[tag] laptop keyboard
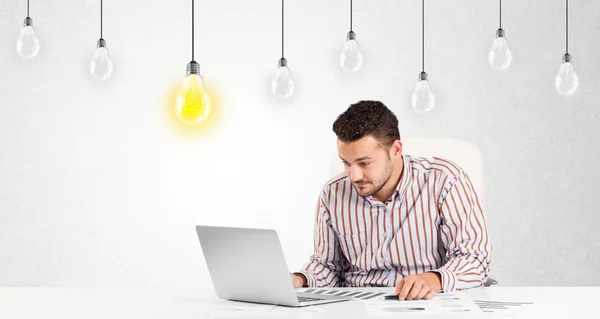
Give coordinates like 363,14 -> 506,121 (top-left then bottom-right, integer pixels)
297,296 -> 324,302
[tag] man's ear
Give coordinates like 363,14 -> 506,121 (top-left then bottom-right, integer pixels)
391,140 -> 403,158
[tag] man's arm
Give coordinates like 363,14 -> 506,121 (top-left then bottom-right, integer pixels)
430,170 -> 492,292
293,190 -> 350,287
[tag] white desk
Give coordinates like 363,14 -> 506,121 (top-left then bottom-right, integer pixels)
0,287 -> 597,318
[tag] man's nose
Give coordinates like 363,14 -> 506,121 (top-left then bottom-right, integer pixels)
349,165 -> 362,181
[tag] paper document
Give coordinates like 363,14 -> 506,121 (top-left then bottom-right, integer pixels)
364,292 -> 484,315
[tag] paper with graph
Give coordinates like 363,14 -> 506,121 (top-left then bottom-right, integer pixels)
301,288 -> 483,315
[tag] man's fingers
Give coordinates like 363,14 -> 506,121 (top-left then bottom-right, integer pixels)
290,274 -> 302,288
399,278 -> 416,300
415,285 -> 431,300
395,280 -> 405,295
406,282 -> 424,300
395,275 -> 439,300
424,290 -> 437,300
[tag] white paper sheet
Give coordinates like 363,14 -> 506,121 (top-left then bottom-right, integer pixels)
364,292 -> 484,315
473,299 -> 535,316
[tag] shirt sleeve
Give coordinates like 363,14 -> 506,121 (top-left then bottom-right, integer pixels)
431,170 -> 492,292
296,190 -> 350,287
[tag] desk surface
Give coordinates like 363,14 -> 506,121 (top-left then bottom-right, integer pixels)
0,287 -> 597,318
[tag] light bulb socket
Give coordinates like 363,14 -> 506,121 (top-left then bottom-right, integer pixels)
23,17 -> 33,27
97,38 -> 107,48
562,53 -> 572,63
278,58 -> 288,67
418,71 -> 428,81
347,31 -> 357,41
496,28 -> 505,38
187,61 -> 201,75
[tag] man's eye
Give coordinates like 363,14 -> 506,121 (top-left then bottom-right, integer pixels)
342,161 -> 350,166
360,162 -> 369,167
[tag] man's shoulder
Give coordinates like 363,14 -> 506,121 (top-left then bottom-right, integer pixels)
323,172 -> 349,188
319,172 -> 350,195
406,154 -> 465,180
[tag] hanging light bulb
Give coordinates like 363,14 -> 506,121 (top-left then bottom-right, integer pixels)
271,0 -> 294,100
16,1 -> 40,59
176,61 -> 211,125
488,0 -> 512,70
90,39 -> 114,80
90,0 -> 113,80
339,0 -> 363,73
174,0 -> 211,125
412,72 -> 435,113
271,58 -> 294,100
340,31 -> 363,73
488,30 -> 512,70
555,0 -> 578,96
17,18 -> 40,59
411,0 -> 435,113
555,53 -> 579,96
489,29 -> 512,70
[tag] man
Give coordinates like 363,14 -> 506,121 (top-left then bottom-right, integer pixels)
290,100 -> 491,301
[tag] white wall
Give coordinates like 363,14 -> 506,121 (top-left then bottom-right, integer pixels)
0,0 -> 599,290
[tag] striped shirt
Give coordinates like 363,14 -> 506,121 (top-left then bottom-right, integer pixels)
297,154 -> 492,292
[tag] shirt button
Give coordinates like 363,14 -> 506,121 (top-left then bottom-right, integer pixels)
383,232 -> 388,238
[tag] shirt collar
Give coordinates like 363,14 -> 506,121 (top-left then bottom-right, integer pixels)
395,154 -> 412,199
366,154 -> 412,204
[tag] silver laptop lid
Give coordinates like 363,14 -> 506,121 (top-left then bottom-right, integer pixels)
195,225 -> 299,306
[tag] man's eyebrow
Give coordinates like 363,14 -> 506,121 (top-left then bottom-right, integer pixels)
339,156 -> 372,162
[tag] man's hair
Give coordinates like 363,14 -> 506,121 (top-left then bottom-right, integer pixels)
332,100 -> 401,149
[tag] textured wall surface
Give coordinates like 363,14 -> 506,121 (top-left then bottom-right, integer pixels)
0,0 -> 598,289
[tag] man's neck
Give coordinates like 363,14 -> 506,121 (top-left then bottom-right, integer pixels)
372,156 -> 404,202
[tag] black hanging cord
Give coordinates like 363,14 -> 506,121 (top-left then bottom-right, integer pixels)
421,0 -> 425,72
350,0 -> 353,32
192,0 -> 195,61
281,0 -> 285,59
100,0 -> 103,39
499,0 -> 502,29
566,0 -> 569,54
27,0 -> 29,17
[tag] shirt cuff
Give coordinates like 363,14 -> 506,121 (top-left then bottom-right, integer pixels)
429,268 -> 457,293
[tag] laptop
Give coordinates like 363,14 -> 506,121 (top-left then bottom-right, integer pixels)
195,225 -> 352,307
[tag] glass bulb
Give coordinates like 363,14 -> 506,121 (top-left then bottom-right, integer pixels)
175,73 -> 211,126
411,74 -> 435,114
555,56 -> 579,96
271,59 -> 294,100
488,33 -> 512,71
89,40 -> 114,80
16,19 -> 40,59
339,32 -> 363,73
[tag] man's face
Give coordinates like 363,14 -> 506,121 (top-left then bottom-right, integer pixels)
337,135 -> 395,198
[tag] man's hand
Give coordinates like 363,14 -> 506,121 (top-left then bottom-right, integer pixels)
395,273 -> 441,300
290,273 -> 306,288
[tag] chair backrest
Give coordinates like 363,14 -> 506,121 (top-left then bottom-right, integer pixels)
329,138 -> 485,206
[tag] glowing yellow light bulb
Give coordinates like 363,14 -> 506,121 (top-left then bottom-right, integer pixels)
175,61 -> 211,126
